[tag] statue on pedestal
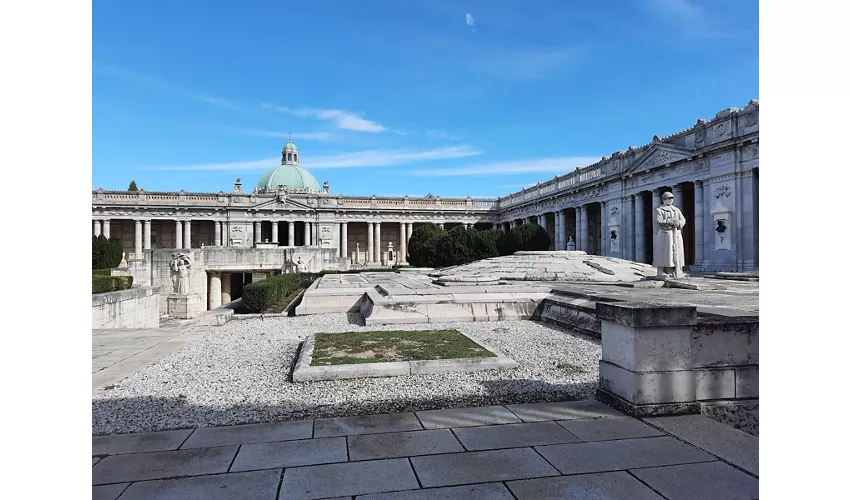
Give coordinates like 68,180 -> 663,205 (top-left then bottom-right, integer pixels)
170,252 -> 193,294
653,191 -> 686,279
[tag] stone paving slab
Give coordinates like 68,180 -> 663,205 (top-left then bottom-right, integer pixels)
279,458 -> 419,500
411,448 -> 560,487
416,405 -> 521,429
505,400 -> 623,422
535,436 -> 716,475
314,412 -> 423,437
452,421 -> 581,451
92,428 -> 193,455
348,429 -> 464,461
557,416 -> 665,442
230,437 -> 348,471
92,483 -> 129,500
506,471 -> 665,500
644,414 -> 759,476
630,461 -> 759,500
92,446 -> 239,485
181,420 -> 313,448
358,482 -> 515,500
93,456 -> 102,466
117,469 -> 282,500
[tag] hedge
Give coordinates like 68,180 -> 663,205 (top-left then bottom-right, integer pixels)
503,223 -> 551,254
92,235 -> 123,269
92,274 -> 133,294
242,274 -> 309,313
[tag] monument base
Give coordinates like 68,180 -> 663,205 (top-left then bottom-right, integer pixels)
167,293 -> 203,319
596,389 -> 700,418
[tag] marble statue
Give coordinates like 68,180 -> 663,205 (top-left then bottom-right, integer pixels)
170,252 -> 193,294
118,252 -> 128,268
653,191 -> 687,279
296,257 -> 305,274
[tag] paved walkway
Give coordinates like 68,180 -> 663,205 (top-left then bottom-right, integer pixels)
92,401 -> 758,500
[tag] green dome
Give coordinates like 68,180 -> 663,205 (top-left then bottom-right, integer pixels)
256,164 -> 320,193
283,139 -> 297,151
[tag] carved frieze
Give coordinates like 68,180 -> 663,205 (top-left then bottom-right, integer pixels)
714,185 -> 731,199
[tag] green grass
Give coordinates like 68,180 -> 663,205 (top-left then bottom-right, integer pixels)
310,329 -> 497,366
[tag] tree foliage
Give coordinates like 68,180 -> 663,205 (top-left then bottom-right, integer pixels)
407,223 -> 442,267
504,223 -> 551,254
92,235 -> 123,269
128,181 -> 138,191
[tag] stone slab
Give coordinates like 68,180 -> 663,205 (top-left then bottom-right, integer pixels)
92,429 -> 194,455
181,420 -> 313,448
505,400 -> 624,422
535,436 -> 715,475
416,405 -> 522,429
453,421 -> 581,451
408,356 -> 517,375
279,458 -> 419,500
92,446 -> 238,484
506,471 -> 665,500
557,416 -> 665,442
596,302 -> 698,327
314,412 -> 423,437
118,469 -> 282,500
92,483 -> 129,500
348,428 -> 464,461
411,447 -> 560,487
643,414 -> 758,475
230,436 -> 347,471
359,482 -> 515,500
630,461 -> 759,500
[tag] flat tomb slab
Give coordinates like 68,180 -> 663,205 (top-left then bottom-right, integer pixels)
293,329 -> 516,382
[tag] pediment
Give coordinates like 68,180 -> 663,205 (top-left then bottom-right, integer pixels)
251,195 -> 312,211
624,143 -> 695,175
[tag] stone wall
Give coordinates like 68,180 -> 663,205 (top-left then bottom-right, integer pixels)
92,286 -> 160,329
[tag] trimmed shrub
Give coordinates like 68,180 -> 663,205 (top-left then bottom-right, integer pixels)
504,223 -> 551,254
471,229 -> 500,261
92,274 -> 133,294
407,223 -> 442,268
92,268 -> 112,276
92,235 -> 123,269
242,274 -> 304,313
435,226 -> 473,267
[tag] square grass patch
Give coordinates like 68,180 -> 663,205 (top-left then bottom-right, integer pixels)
310,329 -> 497,366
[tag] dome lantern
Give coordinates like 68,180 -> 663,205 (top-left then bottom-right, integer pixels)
256,138 -> 319,193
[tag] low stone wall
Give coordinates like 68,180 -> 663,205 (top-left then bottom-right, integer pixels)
92,286 -> 160,329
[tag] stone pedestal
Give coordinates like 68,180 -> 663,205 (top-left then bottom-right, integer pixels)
167,294 -> 203,319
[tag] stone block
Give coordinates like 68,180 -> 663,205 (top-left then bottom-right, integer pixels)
599,360 -> 696,405
358,483 -> 515,500
506,472 -> 666,500
557,416 -> 664,442
278,458 -> 419,500
597,302 -> 697,327
630,461 -> 759,500
691,319 -> 759,368
347,429 -> 464,461
601,322 -> 693,372
230,437 -> 347,471
167,293 -> 203,319
92,446 -> 238,485
505,400 -> 624,422
695,368 -> 736,400
535,436 -> 714,475
92,483 -> 129,500
92,428 -> 193,455
453,421 -> 580,451
314,412 -> 423,437
408,356 -> 517,375
117,469 -> 282,500
416,405 -> 521,429
736,366 -> 759,398
181,420 -> 313,448
411,447 -> 560,487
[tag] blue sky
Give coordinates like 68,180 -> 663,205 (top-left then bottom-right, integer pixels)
93,0 -> 758,198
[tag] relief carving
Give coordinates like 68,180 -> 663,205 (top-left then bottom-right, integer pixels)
714,185 -> 731,199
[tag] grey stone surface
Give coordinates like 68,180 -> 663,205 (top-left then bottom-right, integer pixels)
92,483 -> 129,500
535,436 -> 715,475
92,446 -> 238,484
701,401 -> 759,436
348,429 -> 463,461
230,436 -> 347,471
181,420 -> 313,448
643,414 -> 758,475
631,461 -> 759,500
411,447 -> 560,487
314,412 -> 423,437
118,469 -> 282,500
453,421 -> 580,451
596,302 -> 697,327
359,483 -> 515,500
416,405 -> 521,429
507,472 -> 665,500
93,456 -> 102,467
505,400 -> 623,422
92,428 -> 194,455
557,416 -> 665,441
279,458 -> 419,499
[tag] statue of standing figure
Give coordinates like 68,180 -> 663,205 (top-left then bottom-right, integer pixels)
653,191 -> 687,279
170,252 -> 193,294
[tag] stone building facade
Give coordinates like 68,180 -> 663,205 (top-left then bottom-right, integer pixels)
92,100 -> 758,314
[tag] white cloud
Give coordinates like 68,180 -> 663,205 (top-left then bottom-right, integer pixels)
426,130 -> 464,140
465,12 -> 476,32
409,156 -> 601,176
94,64 -> 235,109
141,146 -> 483,171
267,105 -> 388,133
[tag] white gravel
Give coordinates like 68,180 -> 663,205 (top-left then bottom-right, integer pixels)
93,314 -> 602,435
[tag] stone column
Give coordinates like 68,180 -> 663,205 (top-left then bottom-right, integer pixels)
652,189 -> 662,239
93,220 -> 101,237
555,210 -> 563,250
623,197 -> 633,261
254,221 -> 262,245
407,223 -> 413,245
600,203 -> 607,256
574,209 -> 581,251
341,222 -> 349,261
134,220 -> 143,257
399,222 -> 407,264
175,220 -> 183,249
580,207 -> 589,253
184,220 -> 192,249
672,184 -> 684,205
375,222 -> 382,265
143,220 -> 151,250
540,214 -> 548,232
634,193 -> 645,263
288,221 -> 295,246
102,219 -> 110,239
221,273 -> 231,305
214,220 -> 221,246
222,222 -> 229,246
271,221 -> 279,245
208,272 -> 222,310
694,181 -> 704,265
303,221 -> 310,246
367,222 -> 374,263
